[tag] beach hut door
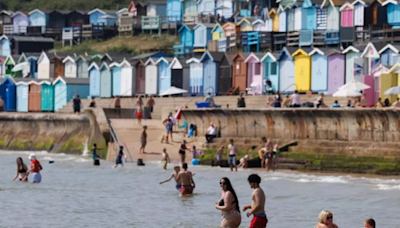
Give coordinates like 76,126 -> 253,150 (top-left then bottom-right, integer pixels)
171,69 -> 183,88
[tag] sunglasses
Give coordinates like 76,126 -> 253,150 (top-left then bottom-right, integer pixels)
327,216 -> 333,220
219,182 -> 226,185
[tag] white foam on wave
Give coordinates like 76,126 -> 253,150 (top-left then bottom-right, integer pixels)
295,176 -> 348,183
376,184 -> 400,190
261,172 -> 349,184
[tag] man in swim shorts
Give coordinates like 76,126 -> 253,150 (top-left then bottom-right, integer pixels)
176,163 -> 195,195
243,174 -> 268,228
159,166 -> 181,191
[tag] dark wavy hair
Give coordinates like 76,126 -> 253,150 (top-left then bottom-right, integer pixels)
221,177 -> 240,213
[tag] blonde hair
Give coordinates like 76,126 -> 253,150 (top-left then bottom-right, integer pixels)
318,210 -> 332,224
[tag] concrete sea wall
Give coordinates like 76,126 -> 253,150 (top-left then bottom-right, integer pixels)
182,108 -> 400,174
0,110 -> 108,156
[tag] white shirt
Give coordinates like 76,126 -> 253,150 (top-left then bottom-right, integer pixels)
291,93 -> 300,105
207,126 -> 216,135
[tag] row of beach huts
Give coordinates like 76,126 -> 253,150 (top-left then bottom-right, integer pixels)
3,0 -> 400,51
1,41 -> 400,112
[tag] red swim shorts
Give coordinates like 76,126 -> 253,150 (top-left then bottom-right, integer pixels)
250,215 -> 268,228
136,112 -> 143,119
180,185 -> 193,195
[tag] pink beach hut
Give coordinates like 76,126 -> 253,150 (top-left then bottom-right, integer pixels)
244,53 -> 264,95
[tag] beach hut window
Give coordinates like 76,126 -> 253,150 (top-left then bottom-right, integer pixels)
271,62 -> 277,74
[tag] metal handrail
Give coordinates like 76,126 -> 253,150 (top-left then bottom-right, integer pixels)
108,120 -> 134,163
281,83 -> 298,94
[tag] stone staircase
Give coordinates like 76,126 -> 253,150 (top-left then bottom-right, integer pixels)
58,95 -> 349,119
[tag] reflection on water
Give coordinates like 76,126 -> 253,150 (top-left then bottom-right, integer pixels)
0,151 -> 399,228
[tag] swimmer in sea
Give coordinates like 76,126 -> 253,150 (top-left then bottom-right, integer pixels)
12,157 -> 28,182
91,144 -> 101,166
243,174 -> 268,228
114,146 -> 124,168
159,166 -> 181,191
176,163 -> 195,195
22,154 -> 43,183
161,148 -> 170,170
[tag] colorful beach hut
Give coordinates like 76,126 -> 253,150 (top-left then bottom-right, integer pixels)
4,55 -> 15,77
292,48 -> 312,92
186,57 -> 203,95
76,55 -> 89,78
99,62 -> 112,98
144,58 -> 159,95
110,60 -> 122,96
157,57 -> 173,95
133,59 -> 146,94
200,51 -> 230,95
40,80 -> 54,111
193,23 -> 213,52
28,81 -> 41,112
53,77 -> 90,111
169,57 -> 190,94
343,45 -> 362,83
173,24 -> 194,55
0,35 -> 11,56
379,44 -> 400,66
309,48 -> 328,92
16,81 -> 28,112
327,48 -> 345,95
63,55 -> 77,78
245,53 -> 264,95
231,52 -> 250,92
0,77 -> 16,111
261,52 -> 279,93
88,62 -> 101,98
278,47 -> 296,92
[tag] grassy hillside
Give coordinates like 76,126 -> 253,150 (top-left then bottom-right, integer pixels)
52,35 -> 178,55
0,0 -> 131,11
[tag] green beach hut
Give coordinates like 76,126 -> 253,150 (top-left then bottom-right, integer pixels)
40,80 -> 54,111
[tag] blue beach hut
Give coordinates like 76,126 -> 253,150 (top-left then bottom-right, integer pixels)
88,8 -> 117,25
309,48 -> 329,92
200,51 -> 227,96
260,52 -> 280,93
173,24 -> 194,55
53,77 -> 90,111
16,81 -> 28,112
110,61 -> 122,96
166,0 -> 182,22
0,77 -> 16,111
186,57 -> 203,96
40,80 -> 54,112
379,44 -> 400,66
28,9 -> 47,34
157,57 -> 173,94
88,62 -> 101,98
99,62 -> 112,98
193,23 -> 213,52
26,53 -> 39,78
0,35 -> 11,56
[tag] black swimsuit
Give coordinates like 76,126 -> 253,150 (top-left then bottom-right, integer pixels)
179,144 -> 186,154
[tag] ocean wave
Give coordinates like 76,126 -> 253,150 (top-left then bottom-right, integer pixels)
295,176 -> 348,183
376,184 -> 400,190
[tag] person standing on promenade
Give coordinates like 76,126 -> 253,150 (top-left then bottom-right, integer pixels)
0,96 -> 4,111
315,210 -> 338,228
114,96 -> 121,108
237,93 -> 246,108
227,139 -> 238,172
73,95 -> 82,115
205,123 -> 217,143
290,90 -> 301,107
215,177 -> 242,228
364,218 -> 375,228
12,157 -> 28,182
243,174 -> 268,228
176,163 -> 195,195
22,154 -> 43,183
135,96 -> 144,125
161,148 -> 170,170
147,95 -> 155,114
139,125 -> 147,154
159,165 -> 181,191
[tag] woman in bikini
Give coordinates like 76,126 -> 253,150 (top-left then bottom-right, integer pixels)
179,140 -> 189,164
315,210 -> 339,228
215,177 -> 241,228
12,157 -> 28,182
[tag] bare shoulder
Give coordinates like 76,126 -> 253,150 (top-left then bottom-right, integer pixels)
333,224 -> 339,228
315,224 -> 329,228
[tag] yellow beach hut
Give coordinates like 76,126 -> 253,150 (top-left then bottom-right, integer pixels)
292,48 -> 312,92
269,8 -> 279,32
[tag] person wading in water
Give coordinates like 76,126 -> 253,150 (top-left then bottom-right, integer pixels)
243,174 -> 268,228
12,157 -> 28,182
176,163 -> 195,196
215,177 -> 241,228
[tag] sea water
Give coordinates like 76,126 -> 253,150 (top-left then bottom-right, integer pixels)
0,151 -> 399,228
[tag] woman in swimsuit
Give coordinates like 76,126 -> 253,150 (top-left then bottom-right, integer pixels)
315,210 -> 339,228
215,177 -> 241,228
179,140 -> 189,164
12,157 -> 28,182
